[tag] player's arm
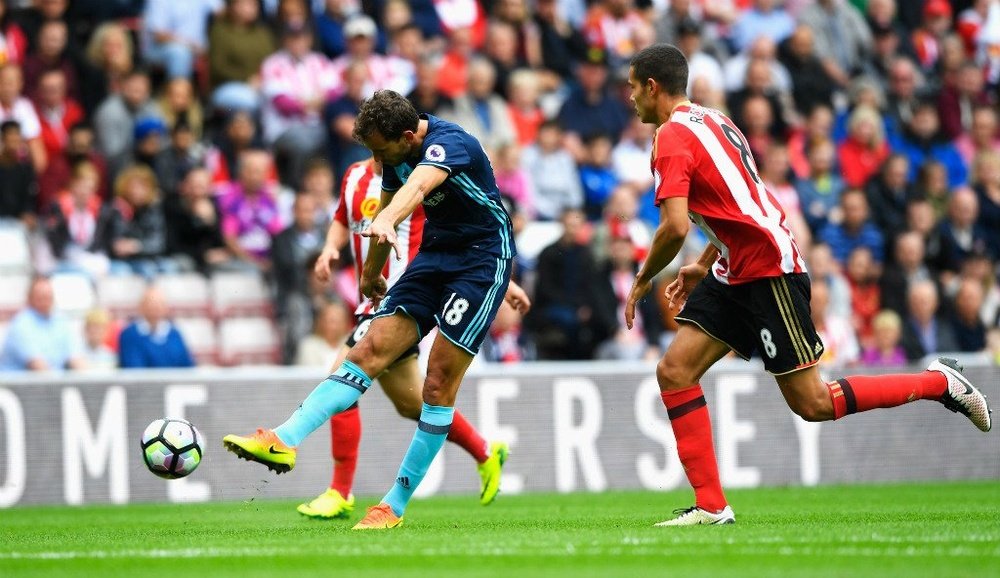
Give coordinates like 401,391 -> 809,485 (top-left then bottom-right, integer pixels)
625,197 -> 689,330
362,164 -> 447,260
314,219 -> 349,283
359,188 -> 397,303
664,243 -> 719,310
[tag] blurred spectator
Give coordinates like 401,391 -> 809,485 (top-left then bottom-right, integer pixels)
528,208 -> 612,360
261,22 -> 338,188
39,122 -> 108,207
273,193 -> 324,351
16,0 -> 69,53
0,64 -> 44,172
0,0 -> 27,67
904,195 -> 947,270
0,275 -> 84,371
760,142 -> 810,249
900,279 -> 957,361
579,133 -> 618,221
794,138 -> 844,234
959,251 -> 1000,328
507,68 -> 544,146
156,78 -> 204,140
860,309 -> 907,366
676,17 -> 723,96
141,0 -> 221,80
164,167 -> 236,274
0,120 -> 36,225
582,0 -> 647,69
884,57 -> 925,136
798,0 -> 873,86
209,0 -> 275,113
128,116 -> 168,171
32,69 -> 83,178
807,242 -> 852,319
218,149 -> 284,271
492,0 -> 542,71
533,0 -> 588,81
154,120 -> 206,198
484,21 -> 529,100
726,58 -> 790,142
954,105 -> 1000,165
482,301 -> 526,363
294,299 -> 351,367
332,15 -> 414,98
594,233 -> 661,360
787,103 -> 833,180
109,164 -> 175,278
820,189 -> 885,265
777,24 -> 836,116
722,36 -> 791,94
938,187 -> 992,276
737,94 -> 776,162
865,153 -> 913,240
44,160 -> 113,278
866,9 -> 917,89
914,159 -> 950,218
838,105 -> 891,190
299,158 -> 336,225
444,57 -> 517,154
81,307 -> 116,370
324,60 -> 370,178
314,0 -> 350,58
811,278 -> 859,368
407,57 -> 453,117
437,27 -> 475,99
493,143 -> 535,219
22,19 -> 80,105
948,278 -> 988,353
590,186 -> 652,264
118,286 -> 195,368
937,61 -> 992,140
205,110 -> 269,186
730,0 -> 795,53
521,120 -> 582,221
83,22 -> 134,106
557,48 -> 630,160
388,24 -> 425,73
880,231 -> 933,317
845,245 -> 881,346
972,150 -> 1000,258
93,68 -> 161,175
894,99 -> 967,189
611,117 -> 654,191
910,0 -> 953,74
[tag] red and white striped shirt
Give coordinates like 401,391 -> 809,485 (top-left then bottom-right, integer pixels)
334,159 -> 425,314
652,103 -> 806,285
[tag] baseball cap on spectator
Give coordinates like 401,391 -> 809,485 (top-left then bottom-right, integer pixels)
923,0 -> 951,19
134,117 -> 167,141
345,15 -> 377,39
582,46 -> 608,66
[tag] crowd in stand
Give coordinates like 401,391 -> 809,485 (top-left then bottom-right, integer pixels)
0,0 -> 999,372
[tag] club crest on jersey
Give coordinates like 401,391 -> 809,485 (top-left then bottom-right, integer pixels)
360,197 -> 380,219
425,144 -> 446,162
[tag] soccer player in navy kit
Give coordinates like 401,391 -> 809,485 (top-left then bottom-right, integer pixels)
224,90 -> 528,529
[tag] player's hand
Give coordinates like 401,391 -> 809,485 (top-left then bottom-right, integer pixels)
361,217 -> 401,260
360,274 -> 388,307
625,276 -> 652,330
504,281 -> 531,314
664,263 -> 708,310
314,244 -> 340,283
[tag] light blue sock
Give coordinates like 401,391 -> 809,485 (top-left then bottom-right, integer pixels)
273,360 -> 371,447
383,403 -> 455,516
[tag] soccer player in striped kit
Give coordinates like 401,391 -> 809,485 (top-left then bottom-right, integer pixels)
293,157 -> 513,520
624,44 -> 992,526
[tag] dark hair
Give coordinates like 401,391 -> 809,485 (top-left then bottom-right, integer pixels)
0,120 -> 21,134
630,44 -> 688,97
353,90 -> 420,142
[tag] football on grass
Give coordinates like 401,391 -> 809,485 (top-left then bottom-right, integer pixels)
141,418 -> 203,479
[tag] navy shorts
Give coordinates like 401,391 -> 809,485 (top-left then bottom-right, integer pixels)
373,250 -> 512,355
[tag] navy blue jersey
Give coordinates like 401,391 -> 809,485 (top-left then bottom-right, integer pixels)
381,114 -> 516,258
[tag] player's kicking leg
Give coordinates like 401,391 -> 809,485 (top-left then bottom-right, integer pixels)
222,315 -> 417,474
379,357 -> 509,506
353,334 -> 475,530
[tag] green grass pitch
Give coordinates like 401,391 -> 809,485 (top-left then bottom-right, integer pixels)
2,482 -> 998,578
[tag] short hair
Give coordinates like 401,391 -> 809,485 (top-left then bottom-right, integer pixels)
353,90 -> 420,142
630,44 -> 688,97
0,120 -> 21,135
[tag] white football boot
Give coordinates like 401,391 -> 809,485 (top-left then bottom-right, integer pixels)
654,505 -> 735,527
927,357 -> 992,432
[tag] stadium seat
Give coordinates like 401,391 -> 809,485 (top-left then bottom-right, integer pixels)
51,273 -> 96,317
218,317 -> 281,366
174,316 -> 219,366
155,273 -> 212,317
210,272 -> 273,318
97,274 -> 148,319
0,274 -> 30,320
0,223 -> 32,274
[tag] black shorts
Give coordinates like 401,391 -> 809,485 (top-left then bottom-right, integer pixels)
674,273 -> 825,375
347,313 -> 420,365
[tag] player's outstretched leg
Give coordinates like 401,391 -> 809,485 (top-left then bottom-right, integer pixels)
222,361 -> 373,473
298,404 -> 360,519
